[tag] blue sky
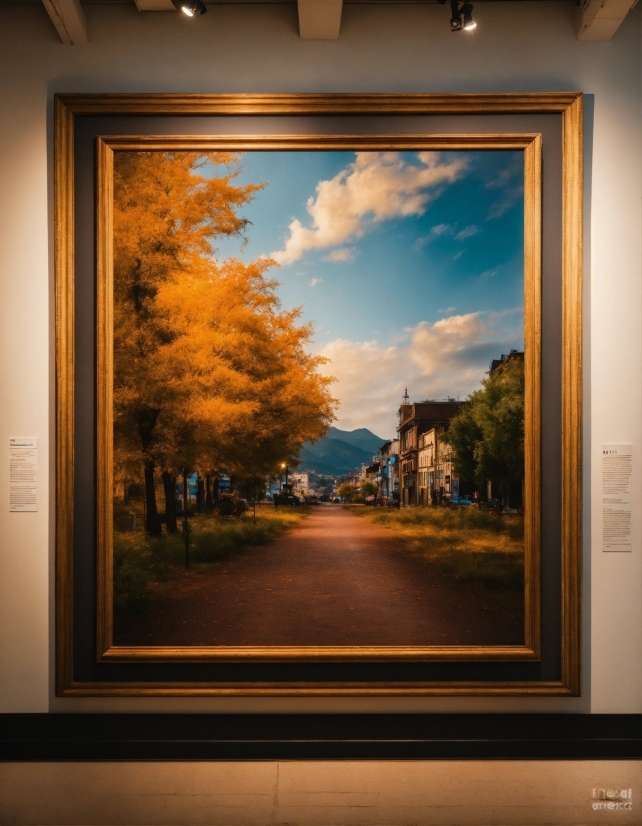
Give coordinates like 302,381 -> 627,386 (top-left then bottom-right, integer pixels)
212,150 -> 524,438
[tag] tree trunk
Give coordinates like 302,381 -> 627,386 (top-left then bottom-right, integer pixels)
144,459 -> 162,537
162,471 -> 178,533
136,406 -> 162,537
196,476 -> 205,512
205,475 -> 214,511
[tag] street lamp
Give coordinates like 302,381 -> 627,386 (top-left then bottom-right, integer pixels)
280,462 -> 289,492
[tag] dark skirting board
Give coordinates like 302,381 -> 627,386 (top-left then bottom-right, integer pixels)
1,714 -> 640,760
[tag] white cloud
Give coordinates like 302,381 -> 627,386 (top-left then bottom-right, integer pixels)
453,250 -> 464,260
415,223 -> 478,250
322,247 -> 355,262
272,152 -> 468,265
316,311 -> 522,436
487,188 -> 523,220
414,223 -> 455,250
485,158 -> 522,191
455,225 -> 479,240
317,339 -> 406,438
309,277 -> 323,288
480,267 -> 499,279
429,223 -> 454,238
485,156 -> 523,220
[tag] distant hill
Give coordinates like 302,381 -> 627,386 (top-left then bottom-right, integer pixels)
326,426 -> 390,455
297,427 -> 390,477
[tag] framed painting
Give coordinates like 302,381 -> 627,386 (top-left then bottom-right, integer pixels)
55,93 -> 582,696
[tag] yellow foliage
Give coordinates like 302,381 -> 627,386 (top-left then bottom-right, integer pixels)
112,151 -> 337,489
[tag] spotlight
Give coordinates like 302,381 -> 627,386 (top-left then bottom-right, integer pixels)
449,0 -> 462,31
461,2 -> 476,30
171,0 -> 207,15
443,0 -> 475,32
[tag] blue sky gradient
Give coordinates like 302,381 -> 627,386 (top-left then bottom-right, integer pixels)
212,150 -> 525,437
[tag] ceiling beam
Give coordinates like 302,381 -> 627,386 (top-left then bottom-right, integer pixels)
577,0 -> 638,40
297,0 -> 343,39
42,0 -> 87,44
135,0 -> 176,10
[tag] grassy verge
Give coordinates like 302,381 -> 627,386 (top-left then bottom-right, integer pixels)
114,506 -> 308,616
348,505 -> 524,590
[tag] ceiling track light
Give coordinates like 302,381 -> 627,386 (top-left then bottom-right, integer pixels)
171,0 -> 207,16
439,0 -> 476,32
461,3 -> 476,30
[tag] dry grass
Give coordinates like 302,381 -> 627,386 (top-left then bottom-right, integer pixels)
113,505 -> 308,616
349,505 -> 524,590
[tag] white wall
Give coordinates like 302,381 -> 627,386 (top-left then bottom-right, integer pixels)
0,0 -> 639,713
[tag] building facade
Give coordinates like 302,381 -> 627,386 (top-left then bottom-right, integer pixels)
417,426 -> 458,505
397,399 -> 463,506
290,472 -> 310,499
378,439 -> 400,501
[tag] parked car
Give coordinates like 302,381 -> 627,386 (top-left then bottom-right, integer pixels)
478,498 -> 503,514
273,492 -> 301,506
457,496 -> 473,506
305,496 -> 321,506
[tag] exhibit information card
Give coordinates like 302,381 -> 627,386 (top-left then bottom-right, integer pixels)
602,444 -> 633,552
9,437 -> 37,512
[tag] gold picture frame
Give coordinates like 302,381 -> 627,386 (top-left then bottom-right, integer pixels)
55,93 -> 582,696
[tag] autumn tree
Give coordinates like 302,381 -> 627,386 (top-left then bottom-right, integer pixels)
113,151 -> 262,535
153,253 -> 336,495
360,481 -> 377,497
113,151 -> 336,536
336,483 -> 355,500
442,357 -> 524,502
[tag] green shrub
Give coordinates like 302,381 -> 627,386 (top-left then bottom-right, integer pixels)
113,533 -> 154,616
113,499 -> 139,532
113,507 -> 307,615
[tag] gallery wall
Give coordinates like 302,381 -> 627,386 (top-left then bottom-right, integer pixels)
0,0 -> 639,713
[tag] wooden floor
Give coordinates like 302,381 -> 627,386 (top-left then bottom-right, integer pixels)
0,760 -> 639,825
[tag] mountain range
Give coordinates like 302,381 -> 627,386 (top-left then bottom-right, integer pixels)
297,426 -> 390,477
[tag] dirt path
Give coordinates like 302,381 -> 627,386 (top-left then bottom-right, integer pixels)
115,505 -> 523,646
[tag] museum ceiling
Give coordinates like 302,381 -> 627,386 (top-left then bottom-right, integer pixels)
0,0 -> 634,54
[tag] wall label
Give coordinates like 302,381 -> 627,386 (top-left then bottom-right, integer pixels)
9,437 -> 37,512
602,444 -> 633,552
